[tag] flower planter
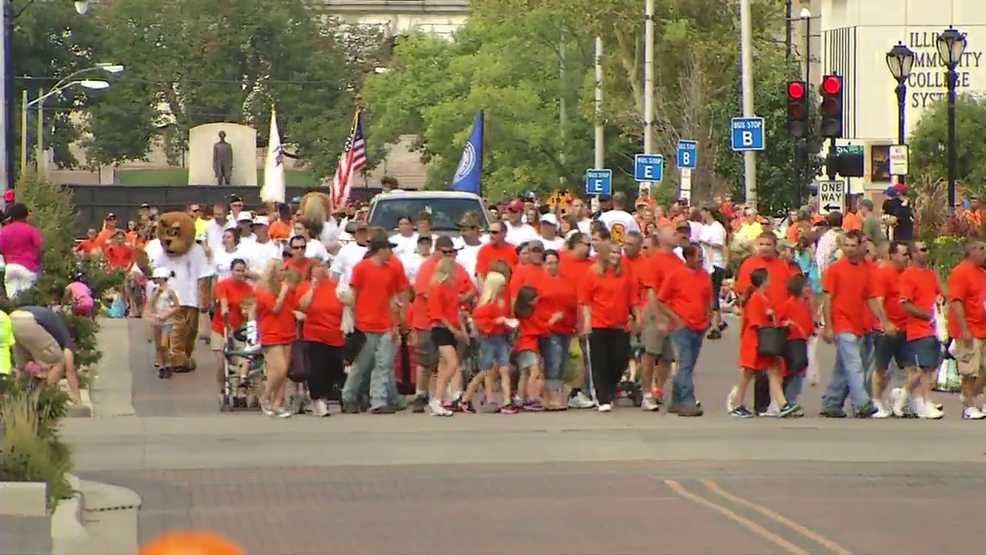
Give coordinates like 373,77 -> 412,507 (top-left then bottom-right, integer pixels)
0,478 -> 48,517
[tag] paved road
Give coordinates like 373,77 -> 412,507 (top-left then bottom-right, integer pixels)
45,321 -> 985,554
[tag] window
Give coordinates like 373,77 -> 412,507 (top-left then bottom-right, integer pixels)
870,145 -> 892,183
369,197 -> 490,232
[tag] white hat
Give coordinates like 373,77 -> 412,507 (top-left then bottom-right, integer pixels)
236,211 -> 254,222
540,213 -> 558,226
151,267 -> 172,280
252,215 -> 270,226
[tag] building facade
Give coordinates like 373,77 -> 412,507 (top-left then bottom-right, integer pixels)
819,0 -> 984,190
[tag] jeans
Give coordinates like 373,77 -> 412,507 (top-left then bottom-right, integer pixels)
670,328 -> 704,406
822,332 -> 872,411
783,373 -> 804,404
342,331 -> 396,410
544,333 -> 572,390
575,337 -> 592,395
860,332 -> 876,396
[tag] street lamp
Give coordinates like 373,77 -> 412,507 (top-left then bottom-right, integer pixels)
937,26 -> 968,212
20,79 -> 109,177
885,41 -> 914,186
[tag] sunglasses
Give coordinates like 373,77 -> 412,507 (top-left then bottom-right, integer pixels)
490,229 -> 503,235
916,247 -> 929,253
439,248 -> 454,255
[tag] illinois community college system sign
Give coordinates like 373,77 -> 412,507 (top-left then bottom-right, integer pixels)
904,30 -> 983,109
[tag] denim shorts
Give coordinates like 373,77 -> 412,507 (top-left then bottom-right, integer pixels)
874,332 -> 908,372
905,336 -> 941,370
478,335 -> 510,370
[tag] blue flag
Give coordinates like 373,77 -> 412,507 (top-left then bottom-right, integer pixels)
451,111 -> 484,195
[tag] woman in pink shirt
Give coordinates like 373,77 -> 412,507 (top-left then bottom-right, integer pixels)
1,204 -> 43,298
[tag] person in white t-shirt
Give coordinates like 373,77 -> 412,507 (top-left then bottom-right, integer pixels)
330,222 -> 370,283
243,217 -> 280,275
452,211 -> 487,285
538,213 -> 565,251
504,199 -> 538,245
597,192 -> 639,245
699,205 -> 729,338
390,215 -> 418,260
212,228 -> 246,281
225,195 -> 247,230
404,235 -> 432,284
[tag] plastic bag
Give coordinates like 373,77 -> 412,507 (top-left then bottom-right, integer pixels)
806,335 -> 820,386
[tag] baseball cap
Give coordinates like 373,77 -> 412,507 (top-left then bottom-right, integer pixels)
252,216 -> 270,226
236,211 -> 254,222
140,203 -> 150,209
368,236 -> 397,251
230,194 -> 244,203
434,236 -> 455,250
353,221 -> 369,232
508,199 -> 524,212
105,213 -> 117,220
540,213 -> 558,226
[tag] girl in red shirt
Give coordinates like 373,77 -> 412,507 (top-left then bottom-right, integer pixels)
777,274 -> 814,410
298,261 -> 346,417
577,241 -> 639,412
211,258 -> 253,395
730,268 -> 799,418
542,250 -> 578,411
461,271 -> 516,414
255,259 -> 299,418
427,257 -> 468,417
513,285 -> 548,411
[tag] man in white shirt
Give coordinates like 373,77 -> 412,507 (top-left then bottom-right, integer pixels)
453,212 -> 487,285
235,212 -> 256,247
597,192 -> 639,245
504,199 -> 538,245
414,211 -> 437,246
225,195 -> 247,230
245,216 -> 281,274
699,205 -> 728,339
404,235 -> 432,284
205,205 -> 229,255
568,198 -> 594,235
330,222 -> 370,283
538,213 -> 565,251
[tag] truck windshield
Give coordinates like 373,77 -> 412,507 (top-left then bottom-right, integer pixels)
370,197 -> 488,232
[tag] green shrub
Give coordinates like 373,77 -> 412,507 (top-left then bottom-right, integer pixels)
0,380 -> 74,507
7,173 -> 125,369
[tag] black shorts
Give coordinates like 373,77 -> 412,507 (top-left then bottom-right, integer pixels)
430,327 -> 457,348
875,332 -> 908,372
711,266 -> 726,310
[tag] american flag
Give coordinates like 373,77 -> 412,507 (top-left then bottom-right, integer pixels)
330,110 -> 366,209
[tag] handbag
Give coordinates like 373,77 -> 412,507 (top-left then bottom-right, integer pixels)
287,324 -> 312,383
782,338 -> 809,372
756,326 -> 787,357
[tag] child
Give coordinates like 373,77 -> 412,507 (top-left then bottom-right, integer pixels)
426,257 -> 467,417
777,274 -> 813,414
729,268 -> 800,418
513,285 -> 546,412
146,267 -> 180,379
463,272 -> 516,414
65,270 -> 95,319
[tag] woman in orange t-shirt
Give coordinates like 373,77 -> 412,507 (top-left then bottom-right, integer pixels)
210,258 -> 254,393
542,250 -> 578,410
255,259 -> 300,418
426,257 -> 468,416
577,241 -> 639,412
298,260 -> 346,416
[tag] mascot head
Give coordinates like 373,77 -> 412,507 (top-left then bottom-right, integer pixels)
157,212 -> 196,256
299,192 -> 332,233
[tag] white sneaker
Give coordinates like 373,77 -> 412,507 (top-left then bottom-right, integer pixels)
962,406 -> 986,420
597,403 -> 613,413
312,399 -> 330,417
872,400 -> 891,419
760,402 -> 780,417
916,398 -> 944,420
726,386 -> 738,413
641,396 -> 660,412
568,391 -> 596,409
891,388 -> 908,417
429,398 -> 453,417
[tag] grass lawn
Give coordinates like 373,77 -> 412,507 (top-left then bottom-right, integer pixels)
116,168 -> 315,187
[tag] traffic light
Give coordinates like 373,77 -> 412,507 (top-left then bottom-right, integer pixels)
819,75 -> 844,138
786,80 -> 809,138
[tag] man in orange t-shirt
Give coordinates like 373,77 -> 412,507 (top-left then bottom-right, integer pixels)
819,231 -> 877,418
475,221 -> 518,282
341,236 -> 402,414
948,241 -> 986,419
639,227 -> 685,411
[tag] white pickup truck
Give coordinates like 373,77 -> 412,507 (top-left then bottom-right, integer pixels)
366,190 -> 491,238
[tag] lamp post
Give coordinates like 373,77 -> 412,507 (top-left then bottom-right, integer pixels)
885,41 -> 914,186
1,0 -> 90,206
937,26 -> 967,212
20,78 -> 109,177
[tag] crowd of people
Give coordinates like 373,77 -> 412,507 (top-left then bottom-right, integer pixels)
47,180 -> 986,420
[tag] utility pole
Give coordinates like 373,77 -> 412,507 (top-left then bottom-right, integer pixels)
642,0 -> 655,193
740,0 -> 757,204
593,36 -> 604,169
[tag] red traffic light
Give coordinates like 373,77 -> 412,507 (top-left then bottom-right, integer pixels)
3,190 -> 13,203
787,81 -> 806,99
822,75 -> 842,95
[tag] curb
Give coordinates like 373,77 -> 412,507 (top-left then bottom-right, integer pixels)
50,474 -> 142,555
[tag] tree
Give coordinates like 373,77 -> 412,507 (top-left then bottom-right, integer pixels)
10,0 -> 100,170
908,93 -> 986,198
84,0 -> 384,177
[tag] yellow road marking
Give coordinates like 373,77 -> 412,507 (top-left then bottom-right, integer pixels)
664,480 -> 809,555
701,479 -> 853,555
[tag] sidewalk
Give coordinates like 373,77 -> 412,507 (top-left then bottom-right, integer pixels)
87,319 -> 135,418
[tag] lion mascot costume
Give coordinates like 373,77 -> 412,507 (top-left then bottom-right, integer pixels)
299,191 -> 340,245
148,212 -> 213,372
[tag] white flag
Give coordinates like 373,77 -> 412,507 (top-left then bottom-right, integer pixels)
261,106 -> 285,203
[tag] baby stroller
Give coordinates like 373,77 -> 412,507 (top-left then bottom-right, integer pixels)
218,319 -> 266,412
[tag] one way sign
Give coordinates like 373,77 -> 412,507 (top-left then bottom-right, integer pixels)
818,180 -> 846,215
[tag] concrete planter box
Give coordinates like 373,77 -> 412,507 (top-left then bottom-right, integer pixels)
0,480 -> 48,516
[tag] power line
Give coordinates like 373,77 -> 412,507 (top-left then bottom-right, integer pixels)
13,76 -> 351,85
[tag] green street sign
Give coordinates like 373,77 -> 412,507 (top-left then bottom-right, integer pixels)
837,145 -> 864,154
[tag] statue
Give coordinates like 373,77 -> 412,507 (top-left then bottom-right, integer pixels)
212,130 -> 234,186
